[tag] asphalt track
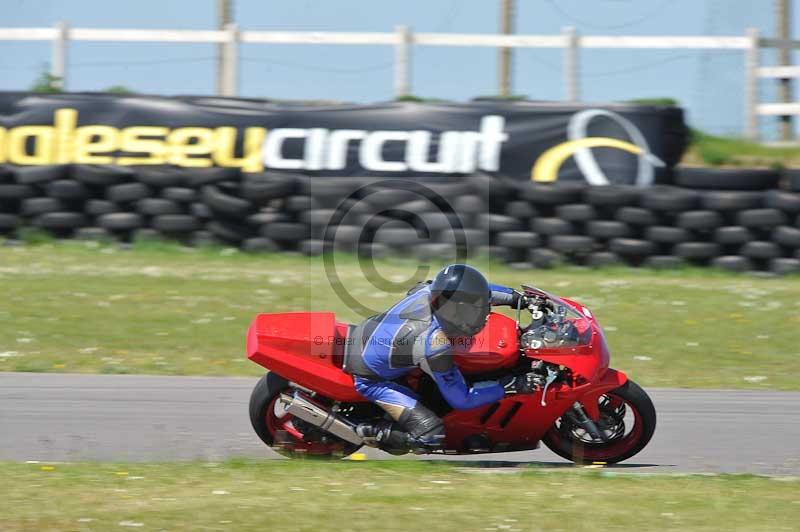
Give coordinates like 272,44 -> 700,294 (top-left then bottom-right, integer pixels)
1,372 -> 798,475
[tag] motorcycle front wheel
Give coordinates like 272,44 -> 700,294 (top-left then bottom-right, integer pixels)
542,379 -> 656,464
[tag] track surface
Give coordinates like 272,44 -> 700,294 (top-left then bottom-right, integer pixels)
1,373 -> 798,475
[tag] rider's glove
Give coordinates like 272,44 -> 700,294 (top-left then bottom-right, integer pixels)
500,373 -> 537,396
510,290 -> 528,309
511,290 -> 525,308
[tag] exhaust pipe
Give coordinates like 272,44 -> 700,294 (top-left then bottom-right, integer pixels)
278,392 -> 364,445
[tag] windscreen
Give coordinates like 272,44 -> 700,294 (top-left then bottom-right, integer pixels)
520,286 -> 593,349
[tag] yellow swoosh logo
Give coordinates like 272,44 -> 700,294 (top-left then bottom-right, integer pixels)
531,137 -> 645,183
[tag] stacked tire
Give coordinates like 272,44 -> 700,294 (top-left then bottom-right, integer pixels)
1,162 -> 800,275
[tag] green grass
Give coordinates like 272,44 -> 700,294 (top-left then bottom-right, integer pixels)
685,129 -> 800,167
624,97 -> 680,106
0,460 -> 797,531
1,240 -> 799,389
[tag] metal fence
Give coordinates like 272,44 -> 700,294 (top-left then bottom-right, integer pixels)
1,23 -> 797,140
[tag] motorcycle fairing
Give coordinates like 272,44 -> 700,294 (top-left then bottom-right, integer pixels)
441,368 -> 627,450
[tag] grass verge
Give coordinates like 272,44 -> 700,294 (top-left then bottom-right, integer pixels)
1,240 -> 799,389
0,460 -> 797,531
684,129 -> 800,167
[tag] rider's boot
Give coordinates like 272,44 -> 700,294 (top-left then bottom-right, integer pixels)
355,421 -> 391,447
356,408 -> 445,454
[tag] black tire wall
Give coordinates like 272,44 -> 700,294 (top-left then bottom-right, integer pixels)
1,163 -> 800,275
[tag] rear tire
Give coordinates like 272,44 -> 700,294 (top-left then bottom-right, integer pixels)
249,372 -> 289,447
249,373 -> 362,458
542,379 -> 656,464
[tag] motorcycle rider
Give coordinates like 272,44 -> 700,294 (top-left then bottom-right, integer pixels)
343,264 -> 537,453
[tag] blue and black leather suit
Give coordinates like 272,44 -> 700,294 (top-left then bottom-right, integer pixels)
343,281 -> 519,450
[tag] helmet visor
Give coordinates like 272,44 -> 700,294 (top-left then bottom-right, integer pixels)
434,293 -> 491,337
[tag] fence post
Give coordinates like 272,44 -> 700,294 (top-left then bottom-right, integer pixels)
744,27 -> 760,140
51,21 -> 68,90
394,25 -> 412,98
220,23 -> 239,96
563,26 -> 580,102
498,0 -> 515,97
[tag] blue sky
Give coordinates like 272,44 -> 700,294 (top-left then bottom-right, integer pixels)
0,0 -> 796,137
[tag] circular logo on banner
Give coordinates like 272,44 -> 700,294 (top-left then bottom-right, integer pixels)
531,109 -> 665,186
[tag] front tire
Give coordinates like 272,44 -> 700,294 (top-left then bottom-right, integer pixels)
249,372 -> 362,458
542,379 -> 656,464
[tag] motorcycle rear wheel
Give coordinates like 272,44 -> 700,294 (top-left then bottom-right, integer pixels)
542,379 -> 656,464
249,372 -> 363,458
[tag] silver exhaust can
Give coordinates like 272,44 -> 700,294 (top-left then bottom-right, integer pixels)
278,392 -> 364,446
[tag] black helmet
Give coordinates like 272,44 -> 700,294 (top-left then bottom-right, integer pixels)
430,264 -> 491,337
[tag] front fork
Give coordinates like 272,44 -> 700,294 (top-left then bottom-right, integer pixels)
570,402 -> 605,441
564,368 -> 628,440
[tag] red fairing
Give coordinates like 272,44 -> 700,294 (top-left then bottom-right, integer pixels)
442,367 -> 628,447
453,312 -> 519,374
247,312 -> 363,402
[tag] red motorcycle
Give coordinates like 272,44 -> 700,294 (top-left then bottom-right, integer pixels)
247,285 -> 656,464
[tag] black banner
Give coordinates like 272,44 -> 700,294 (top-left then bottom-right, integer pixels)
0,92 -> 687,184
